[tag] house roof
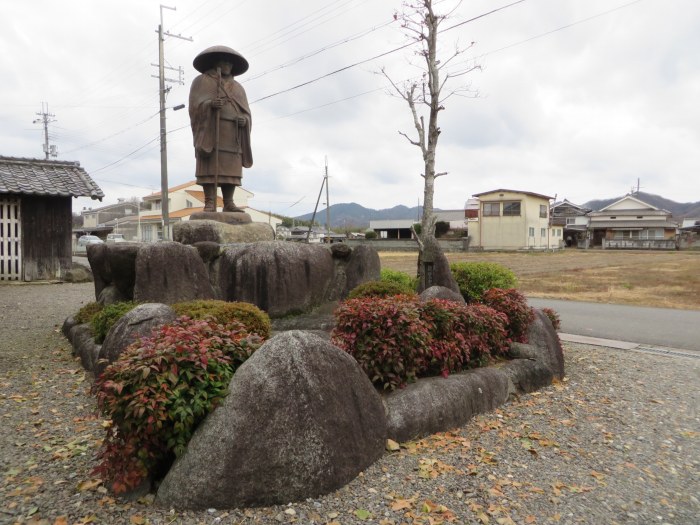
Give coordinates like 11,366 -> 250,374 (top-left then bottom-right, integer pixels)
143,180 -> 254,201
588,220 -> 677,229
472,189 -> 554,201
551,199 -> 590,211
0,156 -> 103,200
598,194 -> 670,214
589,208 -> 670,217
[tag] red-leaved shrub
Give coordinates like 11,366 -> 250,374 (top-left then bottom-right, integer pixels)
93,316 -> 262,493
331,295 -> 430,389
541,307 -> 561,330
481,288 -> 535,343
332,296 -> 511,389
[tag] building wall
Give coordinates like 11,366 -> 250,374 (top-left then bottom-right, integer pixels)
21,195 -> 72,281
475,191 -> 560,250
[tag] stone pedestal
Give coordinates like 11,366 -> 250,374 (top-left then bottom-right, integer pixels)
189,211 -> 252,225
173,219 -> 275,245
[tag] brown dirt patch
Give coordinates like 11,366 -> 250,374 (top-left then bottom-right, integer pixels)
379,249 -> 700,310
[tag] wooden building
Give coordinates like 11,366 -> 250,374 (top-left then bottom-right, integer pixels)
0,156 -> 103,281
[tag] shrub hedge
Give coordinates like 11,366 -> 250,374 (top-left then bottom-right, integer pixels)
91,302 -> 139,344
74,301 -> 103,325
93,316 -> 262,493
450,262 -> 517,302
331,296 -> 511,389
481,288 -> 534,343
380,268 -> 417,293
347,280 -> 417,300
172,300 -> 271,339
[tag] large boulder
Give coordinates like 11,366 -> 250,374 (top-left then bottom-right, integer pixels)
217,242 -> 335,317
133,242 -> 214,304
173,220 -> 275,245
513,308 -> 566,379
383,367 -> 510,442
341,244 -> 381,297
94,303 -> 177,378
417,235 -> 460,294
88,243 -> 140,302
419,285 -> 465,304
157,331 -> 387,509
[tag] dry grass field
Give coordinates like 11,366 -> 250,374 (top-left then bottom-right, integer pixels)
379,249 -> 700,310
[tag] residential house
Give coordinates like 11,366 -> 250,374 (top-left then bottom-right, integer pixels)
136,181 -> 282,241
78,199 -> 140,239
0,156 -> 103,281
470,189 -> 562,250
587,194 -> 677,249
550,199 -> 591,248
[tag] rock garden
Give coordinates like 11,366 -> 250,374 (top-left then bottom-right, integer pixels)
61,238 -> 564,511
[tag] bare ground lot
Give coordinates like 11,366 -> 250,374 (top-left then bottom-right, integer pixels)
379,249 -> 700,310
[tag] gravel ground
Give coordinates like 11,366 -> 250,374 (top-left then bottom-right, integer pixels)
1,282 -> 698,525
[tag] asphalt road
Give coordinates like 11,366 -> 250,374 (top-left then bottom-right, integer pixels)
528,298 -> 700,352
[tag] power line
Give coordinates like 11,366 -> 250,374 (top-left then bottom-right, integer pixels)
484,0 -> 647,56
250,0 -> 526,104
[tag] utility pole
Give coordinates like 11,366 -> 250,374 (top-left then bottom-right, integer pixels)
33,102 -> 58,160
324,157 -> 330,238
153,4 -> 191,240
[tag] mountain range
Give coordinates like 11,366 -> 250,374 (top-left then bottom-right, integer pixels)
293,192 -> 700,230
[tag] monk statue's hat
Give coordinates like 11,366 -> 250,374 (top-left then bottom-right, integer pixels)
193,45 -> 249,75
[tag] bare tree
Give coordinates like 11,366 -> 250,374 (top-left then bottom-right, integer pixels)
382,0 -> 479,289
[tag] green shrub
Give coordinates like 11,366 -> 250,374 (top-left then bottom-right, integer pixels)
481,288 -> 534,343
91,302 -> 139,344
541,307 -> 561,331
74,301 -> 103,325
364,230 -> 377,239
347,280 -> 417,300
380,268 -> 417,293
435,221 -> 450,237
331,296 -> 430,389
450,262 -> 517,302
172,300 -> 271,339
93,316 -> 262,494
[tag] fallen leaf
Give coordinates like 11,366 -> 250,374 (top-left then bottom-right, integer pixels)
77,479 -> 103,492
386,439 -> 401,452
355,509 -> 371,520
130,516 -> 146,525
391,498 -> 414,511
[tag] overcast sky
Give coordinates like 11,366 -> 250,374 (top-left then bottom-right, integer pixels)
2,0 -> 698,216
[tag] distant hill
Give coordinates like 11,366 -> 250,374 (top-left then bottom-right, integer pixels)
293,203 -> 426,229
583,192 -> 700,219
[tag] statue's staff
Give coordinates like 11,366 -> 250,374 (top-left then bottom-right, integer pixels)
214,66 -> 222,204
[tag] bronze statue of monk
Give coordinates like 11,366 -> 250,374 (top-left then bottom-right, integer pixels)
189,45 -> 252,213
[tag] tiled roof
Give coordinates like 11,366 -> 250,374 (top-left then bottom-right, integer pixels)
0,156 -> 104,200
588,220 -> 677,229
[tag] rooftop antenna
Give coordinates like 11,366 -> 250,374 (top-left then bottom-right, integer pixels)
33,102 -> 58,160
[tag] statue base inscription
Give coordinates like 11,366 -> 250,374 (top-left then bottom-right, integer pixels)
189,211 -> 252,225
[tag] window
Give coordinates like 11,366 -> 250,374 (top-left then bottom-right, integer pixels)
503,201 -> 521,216
186,199 -> 194,208
540,205 -> 548,218
541,228 -> 547,237
529,227 -> 535,237
565,218 -> 576,225
483,202 -> 500,216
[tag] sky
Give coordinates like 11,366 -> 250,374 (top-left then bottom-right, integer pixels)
2,0 -> 699,217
